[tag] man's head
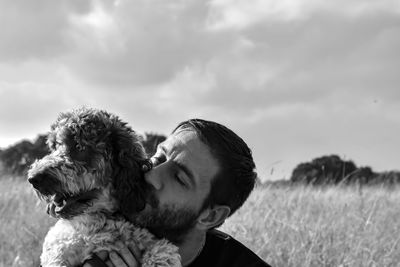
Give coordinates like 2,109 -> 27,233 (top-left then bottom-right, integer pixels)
129,119 -> 257,243
173,119 -> 257,217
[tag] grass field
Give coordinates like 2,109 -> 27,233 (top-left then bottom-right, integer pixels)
1,175 -> 400,267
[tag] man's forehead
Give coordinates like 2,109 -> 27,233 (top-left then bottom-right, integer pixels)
165,128 -> 198,148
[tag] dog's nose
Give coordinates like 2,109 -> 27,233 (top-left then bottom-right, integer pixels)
28,175 -> 43,186
28,173 -> 52,191
28,172 -> 62,195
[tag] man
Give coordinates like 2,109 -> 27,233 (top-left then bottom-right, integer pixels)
84,119 -> 271,267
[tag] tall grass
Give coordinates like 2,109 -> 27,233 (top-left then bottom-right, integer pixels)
1,176 -> 399,267
221,184 -> 400,267
0,175 -> 55,267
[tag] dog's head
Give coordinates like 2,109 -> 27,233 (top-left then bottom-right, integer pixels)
28,107 -> 149,219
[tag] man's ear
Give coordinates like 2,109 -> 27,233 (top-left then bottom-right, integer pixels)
196,205 -> 231,230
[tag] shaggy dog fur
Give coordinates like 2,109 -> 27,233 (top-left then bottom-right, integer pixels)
27,107 -> 181,267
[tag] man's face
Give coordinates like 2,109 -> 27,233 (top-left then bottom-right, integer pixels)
128,129 -> 220,243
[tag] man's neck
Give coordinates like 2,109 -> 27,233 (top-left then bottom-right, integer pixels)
178,229 -> 206,266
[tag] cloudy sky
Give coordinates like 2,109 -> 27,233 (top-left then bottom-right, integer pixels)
0,0 -> 399,181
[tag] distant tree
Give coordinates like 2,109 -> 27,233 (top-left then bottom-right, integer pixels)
0,148 -> 4,173
347,166 -> 376,184
0,135 -> 49,176
290,162 -> 319,184
140,132 -> 166,157
0,140 -> 33,174
374,171 -> 400,185
30,134 -> 49,159
290,155 -> 357,185
290,154 -> 400,186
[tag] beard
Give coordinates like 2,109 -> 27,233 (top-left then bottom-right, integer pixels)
129,188 -> 202,244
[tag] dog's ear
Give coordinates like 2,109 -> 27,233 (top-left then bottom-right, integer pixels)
110,120 -> 147,216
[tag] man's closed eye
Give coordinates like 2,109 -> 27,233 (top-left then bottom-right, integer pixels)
174,173 -> 187,187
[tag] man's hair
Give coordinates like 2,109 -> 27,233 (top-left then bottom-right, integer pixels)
173,119 -> 257,217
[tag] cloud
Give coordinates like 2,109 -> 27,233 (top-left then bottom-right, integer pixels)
62,0 -> 231,86
0,0 -> 92,62
0,0 -> 399,177
206,0 -> 400,30
2,0 -> 398,101
0,87 -> 71,141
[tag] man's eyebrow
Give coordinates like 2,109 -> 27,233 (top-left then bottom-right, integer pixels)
156,143 -> 166,153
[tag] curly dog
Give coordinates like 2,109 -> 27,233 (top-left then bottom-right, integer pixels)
28,107 -> 181,267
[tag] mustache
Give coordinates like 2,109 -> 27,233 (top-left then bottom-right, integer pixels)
144,183 -> 159,209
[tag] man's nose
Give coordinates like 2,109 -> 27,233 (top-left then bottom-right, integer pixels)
144,164 -> 165,191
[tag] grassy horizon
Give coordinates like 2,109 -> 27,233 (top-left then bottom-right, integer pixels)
1,175 -> 399,267
221,184 -> 400,267
0,175 -> 56,267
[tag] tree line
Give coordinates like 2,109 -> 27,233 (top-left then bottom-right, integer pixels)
0,133 -> 166,177
290,154 -> 400,186
1,134 -> 398,186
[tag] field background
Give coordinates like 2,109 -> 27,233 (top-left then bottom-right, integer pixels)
1,175 -> 400,267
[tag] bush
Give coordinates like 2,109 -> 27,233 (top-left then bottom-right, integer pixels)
290,155 -> 358,185
290,154 -> 400,186
0,135 -> 49,176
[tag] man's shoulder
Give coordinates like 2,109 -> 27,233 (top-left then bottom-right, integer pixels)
204,229 -> 271,267
208,229 -> 231,240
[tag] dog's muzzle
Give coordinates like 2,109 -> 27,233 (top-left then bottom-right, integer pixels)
28,171 -> 101,218
28,172 -> 62,196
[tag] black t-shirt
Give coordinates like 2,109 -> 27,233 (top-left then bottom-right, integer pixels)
188,229 -> 271,267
